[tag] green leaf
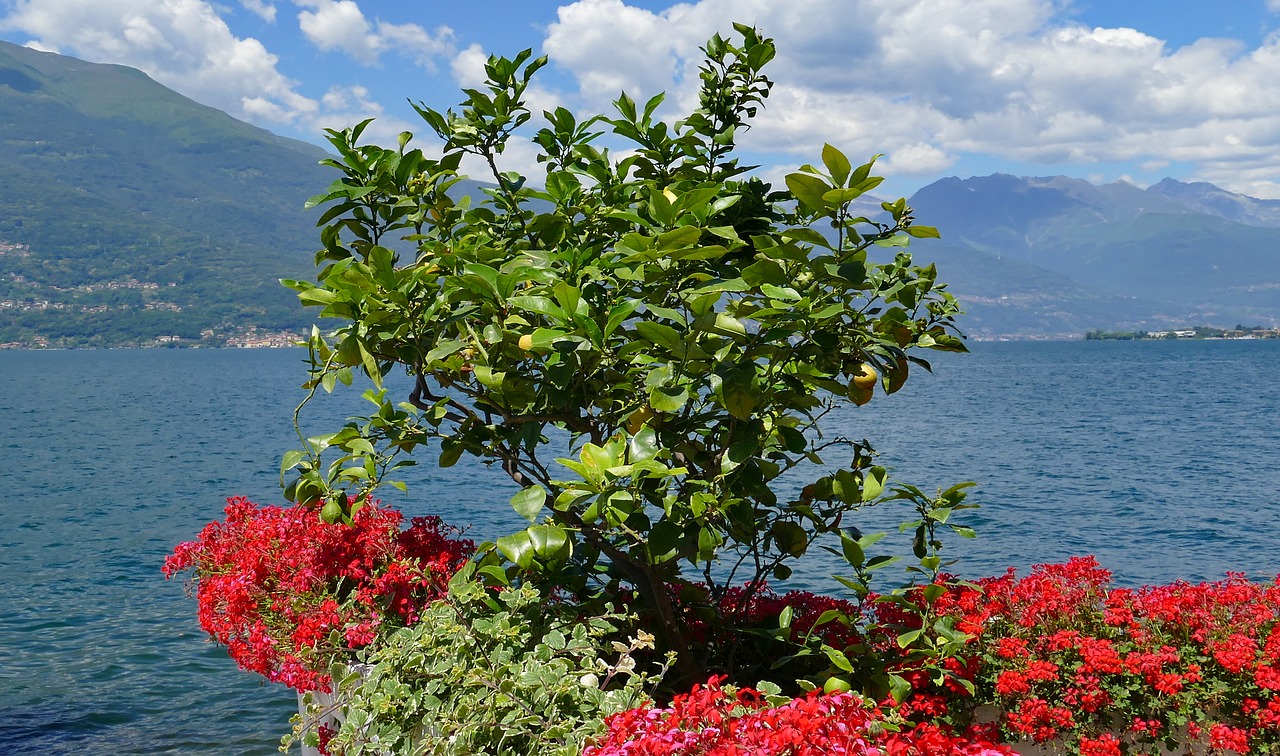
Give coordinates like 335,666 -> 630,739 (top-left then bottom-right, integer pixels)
497,531 -> 535,569
888,674 -> 912,704
742,258 -> 789,285
821,143 -> 852,186
840,531 -> 865,567
862,467 -> 887,501
780,228 -> 833,250
297,288 -> 338,306
656,226 -> 703,249
874,234 -> 911,248
423,339 -> 467,365
823,647 -> 855,673
906,225 -> 941,238
511,485 -> 547,521
629,427 -> 661,462
771,521 -> 808,557
473,365 -> 505,389
528,524 -> 570,562
821,187 -> 865,205
509,296 -> 567,321
723,380 -> 757,420
697,526 -> 720,560
648,384 -> 689,413
439,440 -> 465,468
647,520 -> 681,561
635,321 -> 683,352
832,468 -> 860,504
784,173 -> 832,212
280,450 -> 306,473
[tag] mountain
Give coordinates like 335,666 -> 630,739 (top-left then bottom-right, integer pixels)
908,175 -> 1280,338
3,42 -> 1277,345
0,40 -> 334,347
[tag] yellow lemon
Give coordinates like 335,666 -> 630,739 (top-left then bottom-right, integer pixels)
852,363 -> 878,390
626,405 -> 655,434
518,334 -> 534,352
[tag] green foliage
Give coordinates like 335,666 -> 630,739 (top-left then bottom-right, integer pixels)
291,570 -> 665,755
792,482 -> 981,704
286,24 -> 966,680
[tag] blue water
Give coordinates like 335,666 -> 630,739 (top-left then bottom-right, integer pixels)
0,341 -> 1277,753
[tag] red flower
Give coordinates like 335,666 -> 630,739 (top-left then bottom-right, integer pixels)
1078,733 -> 1121,756
1210,724 -> 1251,754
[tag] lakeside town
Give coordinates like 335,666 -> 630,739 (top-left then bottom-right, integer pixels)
1084,325 -> 1280,340
0,326 -> 303,350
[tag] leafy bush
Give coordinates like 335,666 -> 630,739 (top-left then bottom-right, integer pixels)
301,570 -> 666,755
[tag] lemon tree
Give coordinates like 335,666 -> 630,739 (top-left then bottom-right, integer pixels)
283,24 -> 966,679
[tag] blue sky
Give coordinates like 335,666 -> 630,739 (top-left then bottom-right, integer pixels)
4,0 -> 1280,199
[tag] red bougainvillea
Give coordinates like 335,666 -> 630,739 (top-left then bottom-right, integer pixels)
164,496 -> 472,691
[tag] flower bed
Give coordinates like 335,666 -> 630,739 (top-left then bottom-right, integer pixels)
936,557 -> 1280,755
168,498 -> 1280,756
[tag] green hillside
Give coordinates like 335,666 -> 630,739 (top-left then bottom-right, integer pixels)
0,40 -> 332,347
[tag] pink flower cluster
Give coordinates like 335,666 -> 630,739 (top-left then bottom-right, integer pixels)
164,496 -> 472,691
585,676 -> 1015,756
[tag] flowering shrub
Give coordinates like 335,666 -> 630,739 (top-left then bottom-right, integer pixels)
585,676 -> 1015,756
163,496 -> 472,691
937,557 -> 1280,755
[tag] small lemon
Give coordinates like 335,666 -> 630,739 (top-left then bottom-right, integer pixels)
518,334 -> 534,352
852,363 -> 878,390
626,405 -> 655,434
823,676 -> 852,694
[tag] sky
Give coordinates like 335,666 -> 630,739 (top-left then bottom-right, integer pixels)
3,0 -> 1280,199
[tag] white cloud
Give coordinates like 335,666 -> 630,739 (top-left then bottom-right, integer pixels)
295,0 -> 378,62
0,0 -> 429,153
449,42 -> 488,88
541,0 -> 1280,195
882,144 -> 954,176
291,0 -> 453,70
240,0 -> 276,23
0,0 -> 319,124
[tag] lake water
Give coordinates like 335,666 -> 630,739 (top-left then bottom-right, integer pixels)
1,341 -> 1277,753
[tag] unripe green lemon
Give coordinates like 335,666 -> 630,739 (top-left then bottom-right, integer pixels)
823,676 -> 852,694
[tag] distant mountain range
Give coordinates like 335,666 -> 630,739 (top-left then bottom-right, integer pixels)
908,174 -> 1280,338
1,42 -> 1277,345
